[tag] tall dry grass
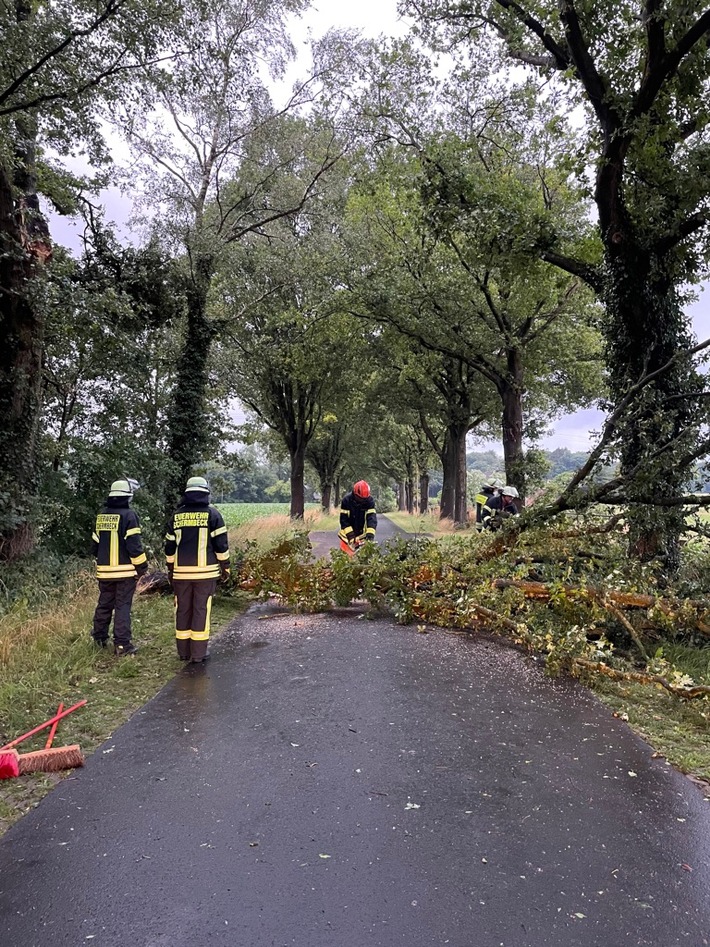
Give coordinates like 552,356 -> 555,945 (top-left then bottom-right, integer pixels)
0,571 -> 96,669
229,509 -> 339,548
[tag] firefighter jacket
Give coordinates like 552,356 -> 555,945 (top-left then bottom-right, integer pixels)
164,493 -> 230,580
481,494 -> 520,528
474,486 -> 496,524
91,498 -> 147,580
339,491 -> 377,542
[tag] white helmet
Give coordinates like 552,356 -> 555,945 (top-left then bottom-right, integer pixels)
186,476 -> 210,494
502,485 -> 519,498
108,479 -> 134,497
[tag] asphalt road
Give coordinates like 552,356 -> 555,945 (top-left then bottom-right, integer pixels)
1,525 -> 709,946
308,512 -> 409,560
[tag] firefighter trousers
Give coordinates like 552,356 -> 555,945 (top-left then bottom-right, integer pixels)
92,578 -> 137,645
173,578 -> 217,662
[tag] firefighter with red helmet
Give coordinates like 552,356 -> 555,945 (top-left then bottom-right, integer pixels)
338,480 -> 377,551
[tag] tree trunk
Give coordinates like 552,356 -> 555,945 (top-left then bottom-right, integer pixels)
306,424 -> 344,515
407,475 -> 415,514
398,480 -> 407,512
440,422 -> 468,525
500,348 -> 526,504
165,257 -> 215,510
321,482 -> 332,512
289,437 -> 306,519
454,428 -> 468,526
419,472 -> 429,514
440,430 -> 456,519
603,245 -> 694,567
0,107 -> 52,559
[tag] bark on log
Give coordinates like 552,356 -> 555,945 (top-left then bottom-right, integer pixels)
492,579 -> 710,637
575,659 -> 710,700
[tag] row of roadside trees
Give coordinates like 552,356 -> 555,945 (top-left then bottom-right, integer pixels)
1,0 -> 709,568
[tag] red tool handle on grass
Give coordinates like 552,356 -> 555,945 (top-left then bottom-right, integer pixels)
45,703 -> 64,750
0,700 -> 87,751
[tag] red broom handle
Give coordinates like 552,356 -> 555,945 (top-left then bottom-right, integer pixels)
45,702 -> 64,749
0,700 -> 87,751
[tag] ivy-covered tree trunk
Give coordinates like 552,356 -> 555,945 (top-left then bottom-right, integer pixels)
499,348 -> 526,503
0,108 -> 51,559
603,247 -> 694,566
166,257 -> 215,509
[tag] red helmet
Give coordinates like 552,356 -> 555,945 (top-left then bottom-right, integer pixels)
353,480 -> 370,498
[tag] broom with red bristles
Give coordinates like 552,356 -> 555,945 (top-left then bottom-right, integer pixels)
0,700 -> 87,779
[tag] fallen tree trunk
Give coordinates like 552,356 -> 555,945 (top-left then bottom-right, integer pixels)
575,659 -> 710,700
492,579 -> 710,637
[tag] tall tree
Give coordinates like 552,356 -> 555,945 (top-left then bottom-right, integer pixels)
0,0 -> 180,557
345,137 -> 603,503
368,330 -> 495,523
120,0 -> 346,506
214,139 -> 358,518
38,227 -> 184,554
405,0 -> 710,561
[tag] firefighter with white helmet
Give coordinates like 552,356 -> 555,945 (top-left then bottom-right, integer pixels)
481,484 -> 521,530
164,476 -> 230,663
475,477 -> 504,526
91,478 -> 148,655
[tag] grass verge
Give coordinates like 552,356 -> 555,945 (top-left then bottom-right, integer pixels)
591,642 -> 710,790
384,510 -> 474,538
0,577 -> 248,836
230,508 -> 340,551
0,507 -> 342,836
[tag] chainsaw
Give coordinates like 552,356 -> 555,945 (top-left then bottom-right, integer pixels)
339,535 -> 366,557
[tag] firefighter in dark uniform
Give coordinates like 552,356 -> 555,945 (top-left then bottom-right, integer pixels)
164,477 -> 230,663
474,478 -> 503,526
481,485 -> 520,530
91,478 -> 147,656
338,480 -> 377,550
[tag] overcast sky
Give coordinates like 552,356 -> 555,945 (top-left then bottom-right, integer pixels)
51,0 -> 709,455
301,0 -> 406,35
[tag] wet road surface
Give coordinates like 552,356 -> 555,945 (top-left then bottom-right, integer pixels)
1,609 -> 709,946
308,512 -> 408,560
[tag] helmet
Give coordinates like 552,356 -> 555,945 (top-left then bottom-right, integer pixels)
353,480 -> 370,498
108,479 -> 134,497
186,476 -> 210,494
491,478 -> 505,488
502,485 -> 519,498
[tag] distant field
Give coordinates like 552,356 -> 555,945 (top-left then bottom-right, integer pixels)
219,502 -> 318,527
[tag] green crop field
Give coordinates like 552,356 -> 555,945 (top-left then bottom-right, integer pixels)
219,502 -> 317,527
